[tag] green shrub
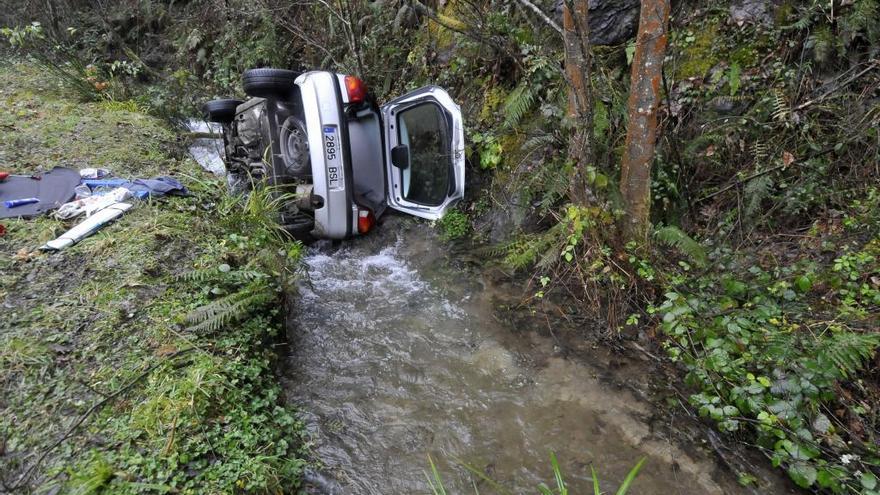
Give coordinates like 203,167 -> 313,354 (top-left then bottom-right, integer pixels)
654,245 -> 880,493
439,209 -> 471,241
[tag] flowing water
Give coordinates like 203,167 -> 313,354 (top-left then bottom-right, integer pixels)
182,118 -> 791,495
185,119 -> 226,176
281,223 -> 792,494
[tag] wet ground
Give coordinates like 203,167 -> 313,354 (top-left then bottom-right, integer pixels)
281,220 -> 796,494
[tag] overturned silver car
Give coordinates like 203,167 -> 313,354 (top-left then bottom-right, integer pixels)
204,68 -> 465,240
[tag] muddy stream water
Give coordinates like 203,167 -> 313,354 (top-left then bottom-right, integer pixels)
186,119 -> 792,495
279,222 -> 795,495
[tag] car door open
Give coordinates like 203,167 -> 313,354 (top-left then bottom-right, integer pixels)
381,86 -> 465,220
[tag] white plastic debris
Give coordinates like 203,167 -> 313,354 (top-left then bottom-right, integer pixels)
74,184 -> 92,199
79,168 -> 111,179
186,119 -> 226,176
42,202 -> 132,250
55,187 -> 132,219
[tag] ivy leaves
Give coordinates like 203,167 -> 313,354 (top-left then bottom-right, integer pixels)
657,258 -> 880,493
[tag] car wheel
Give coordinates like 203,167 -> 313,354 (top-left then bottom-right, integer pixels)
242,68 -> 301,99
279,116 -> 310,176
203,99 -> 243,123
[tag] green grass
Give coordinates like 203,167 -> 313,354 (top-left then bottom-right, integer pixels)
0,59 -> 305,493
425,453 -> 646,495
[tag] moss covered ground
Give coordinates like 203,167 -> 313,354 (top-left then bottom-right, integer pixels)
0,60 -> 305,493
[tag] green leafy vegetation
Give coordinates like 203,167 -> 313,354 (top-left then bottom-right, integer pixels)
0,60 -> 304,493
654,237 -> 880,492
453,1 -> 880,492
3,0 -> 880,491
438,208 -> 471,241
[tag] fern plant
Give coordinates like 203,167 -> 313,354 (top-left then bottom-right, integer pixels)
771,88 -> 789,123
743,174 -> 774,219
178,258 -> 291,335
184,281 -> 277,334
520,151 -> 572,214
654,226 -> 708,268
521,132 -> 558,153
180,178 -> 298,335
816,331 -> 880,379
177,265 -> 270,285
498,50 -> 562,131
502,216 -> 571,270
752,140 -> 768,163
502,83 -> 536,129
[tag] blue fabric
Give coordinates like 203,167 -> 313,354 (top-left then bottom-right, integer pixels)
82,176 -> 188,199
82,179 -> 128,189
128,177 -> 188,197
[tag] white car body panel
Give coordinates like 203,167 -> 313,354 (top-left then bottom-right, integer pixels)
296,71 -> 351,239
380,86 -> 465,220
294,71 -> 465,238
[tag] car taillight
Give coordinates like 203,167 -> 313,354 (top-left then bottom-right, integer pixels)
345,75 -> 367,104
357,208 -> 375,234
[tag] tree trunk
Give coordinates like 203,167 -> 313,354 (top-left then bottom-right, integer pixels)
45,0 -> 60,38
562,0 -> 594,206
619,0 -> 670,240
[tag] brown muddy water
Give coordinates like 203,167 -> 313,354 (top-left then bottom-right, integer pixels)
281,222 -> 794,494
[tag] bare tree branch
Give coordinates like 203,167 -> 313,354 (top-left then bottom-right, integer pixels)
514,0 -> 563,35
411,0 -> 504,52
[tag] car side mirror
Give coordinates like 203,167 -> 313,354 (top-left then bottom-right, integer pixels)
391,144 -> 410,170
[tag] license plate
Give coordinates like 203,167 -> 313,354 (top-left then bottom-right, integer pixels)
323,125 -> 344,190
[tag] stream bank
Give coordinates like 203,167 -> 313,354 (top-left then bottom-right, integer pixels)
283,218 -> 796,494
0,60 -> 305,493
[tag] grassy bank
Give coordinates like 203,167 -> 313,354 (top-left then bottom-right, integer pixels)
0,61 -> 305,493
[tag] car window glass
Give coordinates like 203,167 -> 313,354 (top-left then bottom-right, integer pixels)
396,103 -> 450,206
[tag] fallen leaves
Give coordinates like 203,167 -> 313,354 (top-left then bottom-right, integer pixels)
13,247 -> 38,262
154,344 -> 179,357
783,150 -> 796,168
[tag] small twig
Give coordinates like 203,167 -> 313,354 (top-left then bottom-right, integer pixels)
513,0 -> 563,35
705,429 -> 764,495
696,141 -> 843,204
629,341 -> 662,362
74,378 -> 110,399
162,414 -> 178,456
182,131 -> 223,140
794,60 -> 879,111
542,310 -> 564,351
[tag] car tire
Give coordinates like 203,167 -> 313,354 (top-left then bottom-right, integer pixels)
281,212 -> 315,242
279,116 -> 310,176
203,99 -> 242,123
242,68 -> 301,99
